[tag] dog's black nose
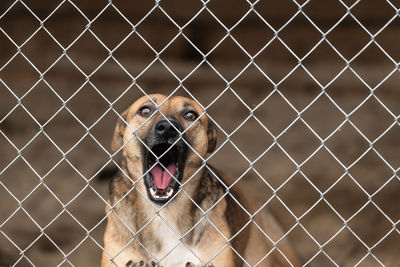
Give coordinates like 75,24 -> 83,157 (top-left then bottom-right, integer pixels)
155,120 -> 180,138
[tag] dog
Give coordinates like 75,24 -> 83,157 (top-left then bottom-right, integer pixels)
101,94 -> 300,267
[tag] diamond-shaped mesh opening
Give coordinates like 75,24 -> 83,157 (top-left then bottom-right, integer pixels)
207,89 -> 249,134
351,43 -> 397,88
88,59 -> 132,102
277,120 -> 321,164
44,211 -> 87,256
67,187 -> 107,230
67,234 -> 105,266
285,224 -> 319,264
230,64 -> 275,105
253,145 -> 297,189
350,97 -> 394,141
22,80 -> 63,123
66,135 -> 109,178
0,53 -> 40,97
278,67 -> 323,110
349,150 -> 393,194
23,185 -> 64,228
229,11 -> 275,56
326,15 -> 371,60
301,201 -> 344,245
210,141 -> 250,178
159,35 -> 202,77
43,1 -> 88,47
303,40 -> 347,86
208,37 -> 251,81
112,31 -> 155,75
182,9 -> 227,57
135,7 -> 179,53
325,174 -> 368,219
325,121 -> 370,166
0,105 -> 40,148
21,132 -> 62,176
90,6 -> 132,50
278,14 -> 323,59
277,173 -> 320,218
347,203 -> 393,248
67,31 -> 109,74
253,92 -> 297,137
301,147 -> 345,192
1,209 -> 40,250
254,38 -> 298,83
21,28 -> 63,72
302,94 -> 345,138
43,56 -> 87,99
0,157 -> 40,200
135,60 -> 180,94
230,116 -> 274,162
43,108 -> 85,150
0,1 -> 40,45
44,161 -> 87,204
66,82 -> 109,127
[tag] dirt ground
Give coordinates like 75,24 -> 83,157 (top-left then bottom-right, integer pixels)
1,1 -> 400,266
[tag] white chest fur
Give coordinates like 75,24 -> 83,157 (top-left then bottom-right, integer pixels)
150,216 -> 202,267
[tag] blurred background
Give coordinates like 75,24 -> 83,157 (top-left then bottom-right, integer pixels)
1,0 -> 400,266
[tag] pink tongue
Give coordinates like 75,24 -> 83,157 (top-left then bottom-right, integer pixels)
150,163 -> 177,189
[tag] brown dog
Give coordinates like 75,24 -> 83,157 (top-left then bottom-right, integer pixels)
101,94 -> 300,267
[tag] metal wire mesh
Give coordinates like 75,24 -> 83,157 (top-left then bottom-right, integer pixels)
1,0 -> 400,266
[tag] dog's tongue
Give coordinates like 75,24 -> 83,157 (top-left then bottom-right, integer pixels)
150,163 -> 177,189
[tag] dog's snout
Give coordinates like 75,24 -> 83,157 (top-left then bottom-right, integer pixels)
155,120 -> 180,138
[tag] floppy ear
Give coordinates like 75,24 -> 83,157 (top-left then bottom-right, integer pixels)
111,109 -> 129,153
207,118 -> 217,153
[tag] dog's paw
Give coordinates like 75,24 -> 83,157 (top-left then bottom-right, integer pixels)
185,262 -> 215,267
126,260 -> 163,267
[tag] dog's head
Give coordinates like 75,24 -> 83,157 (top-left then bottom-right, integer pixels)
111,94 -> 217,204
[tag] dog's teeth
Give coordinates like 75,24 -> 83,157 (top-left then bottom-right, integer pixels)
167,188 -> 173,197
150,187 -> 157,196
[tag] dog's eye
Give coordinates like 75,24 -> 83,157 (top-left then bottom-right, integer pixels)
138,106 -> 152,117
183,111 -> 198,121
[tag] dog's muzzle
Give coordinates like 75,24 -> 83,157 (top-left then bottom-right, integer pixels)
143,119 -> 185,204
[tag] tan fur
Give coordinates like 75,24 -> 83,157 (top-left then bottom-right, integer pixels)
101,94 -> 300,267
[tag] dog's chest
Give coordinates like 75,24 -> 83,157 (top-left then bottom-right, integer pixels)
150,216 -> 201,266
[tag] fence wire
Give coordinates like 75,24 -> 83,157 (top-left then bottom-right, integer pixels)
1,0 -> 400,266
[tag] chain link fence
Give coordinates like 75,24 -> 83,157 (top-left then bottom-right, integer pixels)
1,0 -> 400,266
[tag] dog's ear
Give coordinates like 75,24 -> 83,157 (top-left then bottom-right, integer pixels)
207,118 -> 217,153
111,109 -> 129,153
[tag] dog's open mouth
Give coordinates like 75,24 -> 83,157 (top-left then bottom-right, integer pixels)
144,142 -> 184,204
